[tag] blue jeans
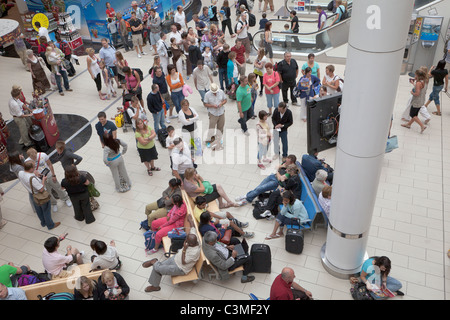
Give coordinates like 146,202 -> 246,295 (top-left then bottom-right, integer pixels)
219,68 -> 229,90
367,276 -> 402,299
171,90 -> 184,114
29,193 -> 55,229
238,108 -> 254,133
428,84 -> 443,105
198,89 -> 208,102
273,129 -> 288,158
153,109 -> 166,133
266,92 -> 280,110
55,68 -> 70,93
245,174 -> 279,202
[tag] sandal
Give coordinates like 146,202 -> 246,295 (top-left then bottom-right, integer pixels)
258,163 -> 266,169
265,234 -> 281,240
150,167 -> 161,171
401,124 -> 411,129
147,169 -> 153,176
432,111 -> 441,116
420,126 -> 427,134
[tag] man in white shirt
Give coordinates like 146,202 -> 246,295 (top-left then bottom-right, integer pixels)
126,95 -> 147,131
171,138 -> 194,182
25,148 -> 72,213
156,32 -> 170,75
193,60 -> 214,102
235,11 -> 251,64
35,21 -> 50,42
167,23 -> 182,46
203,83 -> 227,148
131,0 -> 145,20
17,160 -> 60,230
8,88 -> 33,147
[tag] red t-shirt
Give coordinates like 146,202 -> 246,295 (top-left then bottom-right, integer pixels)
270,274 -> 293,300
106,8 -> 116,18
231,45 -> 246,64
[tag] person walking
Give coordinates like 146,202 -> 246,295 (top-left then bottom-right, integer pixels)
236,75 -> 253,136
203,83 -> 227,149
271,102 -> 293,161
146,84 -> 166,134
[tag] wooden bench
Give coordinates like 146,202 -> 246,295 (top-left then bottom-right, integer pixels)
22,264 -> 106,300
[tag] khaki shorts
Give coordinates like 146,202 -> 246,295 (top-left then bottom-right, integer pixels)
239,36 -> 251,54
132,33 -> 143,46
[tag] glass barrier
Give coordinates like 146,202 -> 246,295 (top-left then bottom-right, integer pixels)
284,0 -> 353,14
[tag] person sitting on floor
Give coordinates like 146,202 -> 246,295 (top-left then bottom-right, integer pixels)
193,195 -> 253,238
301,149 -> 333,184
202,230 -> 255,283
235,154 -> 298,205
265,190 -> 308,240
90,239 -> 121,271
141,215 -> 201,292
270,267 -> 313,300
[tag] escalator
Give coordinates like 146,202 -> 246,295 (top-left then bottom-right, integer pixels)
252,5 -> 352,57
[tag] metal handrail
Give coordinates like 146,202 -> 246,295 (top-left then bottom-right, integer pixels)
283,0 -> 353,14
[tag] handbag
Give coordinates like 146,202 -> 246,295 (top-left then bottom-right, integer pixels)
90,197 -> 100,211
350,282 -> 373,300
29,176 -> 51,205
202,181 -> 214,195
219,228 -> 232,245
87,183 -> 100,197
156,197 -> 166,208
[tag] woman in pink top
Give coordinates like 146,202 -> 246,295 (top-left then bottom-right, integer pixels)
148,194 -> 187,254
122,66 -> 144,108
263,62 -> 280,115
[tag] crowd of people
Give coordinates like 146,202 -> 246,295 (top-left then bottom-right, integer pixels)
1,0 -> 427,301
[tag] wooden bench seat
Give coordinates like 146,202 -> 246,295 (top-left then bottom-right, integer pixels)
22,264 -> 106,300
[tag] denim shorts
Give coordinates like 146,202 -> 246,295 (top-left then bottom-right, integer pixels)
428,85 -> 443,105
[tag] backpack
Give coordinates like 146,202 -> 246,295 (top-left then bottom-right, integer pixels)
338,5 -> 348,21
59,41 -> 72,56
350,282 -> 374,300
208,5 -> 215,19
334,76 -> 344,92
144,230 -> 163,251
38,292 -> 75,300
234,20 -> 243,34
140,219 -> 150,231
17,273 -> 48,287
133,68 -> 144,81
248,13 -> 256,27
125,20 -> 131,32
115,113 -> 124,128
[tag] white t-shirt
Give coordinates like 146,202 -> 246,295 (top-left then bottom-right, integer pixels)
38,27 -> 51,42
18,171 -> 44,194
126,103 -> 147,129
193,66 -> 213,90
167,31 -> 182,45
236,19 -> 248,39
166,134 -> 180,156
325,74 -> 342,94
174,11 -> 186,29
26,152 -> 50,174
9,98 -> 24,117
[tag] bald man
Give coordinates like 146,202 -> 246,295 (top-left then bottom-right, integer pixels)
270,267 -> 313,300
142,215 -> 201,292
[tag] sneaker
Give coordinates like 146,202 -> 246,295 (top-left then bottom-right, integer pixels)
169,115 -> 178,119
292,101 -> 298,105
243,232 -> 255,238
66,88 -> 73,92
258,163 -> 265,169
141,51 -> 147,55
137,54 -> 142,58
246,59 -> 252,64
235,195 -> 247,202
272,154 -> 279,160
238,221 -> 249,228
396,290 -> 405,296
243,131 -> 250,136
266,215 -> 276,221
260,210 -> 272,218
237,199 -> 248,206
53,205 -> 58,212
65,199 -> 72,207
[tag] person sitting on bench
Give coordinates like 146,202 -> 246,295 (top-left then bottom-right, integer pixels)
141,215 -> 200,292
301,149 -> 333,184
202,230 -> 255,283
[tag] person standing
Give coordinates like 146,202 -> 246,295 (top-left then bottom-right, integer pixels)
174,5 -> 188,31
156,32 -> 170,75
135,119 -> 160,176
193,59 -> 214,102
26,49 -> 51,95
116,13 -> 132,52
146,83 -> 166,134
271,102 -> 293,161
220,0 -> 235,37
148,8 -> 162,54
277,52 -> 299,105
263,62 -> 281,116
14,33 -> 29,71
95,111 -> 117,148
102,132 -> 131,193
166,64 -> 186,116
99,38 -> 120,88
231,39 -> 246,76
35,21 -> 50,42
18,160 -> 60,230
217,43 -> 230,91
61,165 -> 95,224
26,148 -> 73,213
152,66 -> 175,123
235,12 -> 252,64
129,11 -> 147,58
203,83 -> 227,149
236,75 -> 253,136
8,87 -> 33,148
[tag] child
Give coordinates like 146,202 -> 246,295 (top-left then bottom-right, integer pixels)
259,13 -> 268,30
248,73 -> 259,119
165,126 -> 179,169
202,46 -> 214,71
282,23 -> 293,50
227,51 -> 239,88
193,196 -> 253,238
107,18 -> 118,48
55,140 -> 83,170
256,110 -> 272,169
99,60 -> 117,100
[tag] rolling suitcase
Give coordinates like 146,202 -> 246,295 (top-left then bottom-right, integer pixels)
250,244 -> 271,273
285,226 -> 304,254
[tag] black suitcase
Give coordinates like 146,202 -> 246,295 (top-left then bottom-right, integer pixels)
285,227 -> 304,254
250,244 -> 271,273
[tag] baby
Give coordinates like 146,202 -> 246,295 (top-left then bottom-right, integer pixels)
46,46 -> 64,76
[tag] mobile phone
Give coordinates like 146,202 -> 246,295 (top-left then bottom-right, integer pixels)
59,233 -> 68,241
41,168 -> 50,176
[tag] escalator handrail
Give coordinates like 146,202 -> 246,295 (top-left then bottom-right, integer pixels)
283,0 -> 353,14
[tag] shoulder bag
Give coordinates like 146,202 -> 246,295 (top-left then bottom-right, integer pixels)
29,176 -> 51,205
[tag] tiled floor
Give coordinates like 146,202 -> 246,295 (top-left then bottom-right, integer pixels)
0,9 -> 449,301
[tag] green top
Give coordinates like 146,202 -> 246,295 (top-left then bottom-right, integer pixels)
236,84 -> 252,112
135,125 -> 155,149
0,264 -> 17,287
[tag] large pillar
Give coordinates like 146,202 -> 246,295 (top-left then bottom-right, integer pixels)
320,0 -> 414,278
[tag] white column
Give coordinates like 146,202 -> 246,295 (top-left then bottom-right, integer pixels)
320,0 -> 414,278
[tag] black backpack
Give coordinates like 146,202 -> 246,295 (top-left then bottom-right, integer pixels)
133,68 -> 144,81
248,13 -> 256,27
